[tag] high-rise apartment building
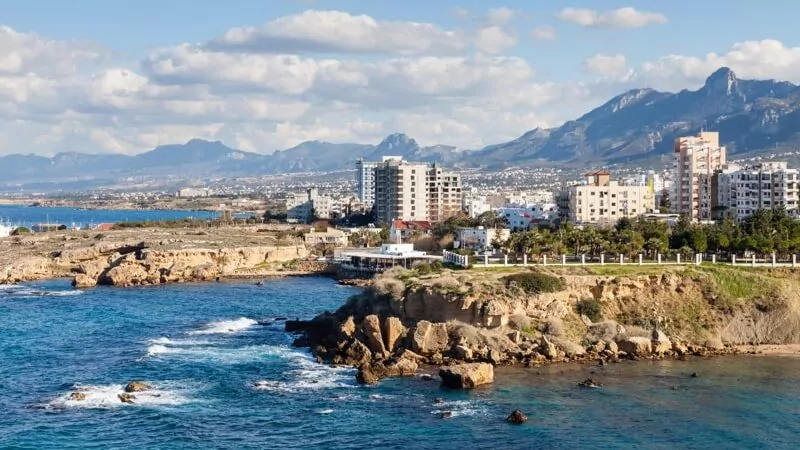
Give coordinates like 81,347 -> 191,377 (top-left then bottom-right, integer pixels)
427,163 -> 462,223
567,170 -> 654,224
374,159 -> 429,224
372,159 -> 462,224
671,131 -> 727,220
713,162 -> 799,221
356,156 -> 401,207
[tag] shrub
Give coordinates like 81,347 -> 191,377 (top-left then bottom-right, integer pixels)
575,298 -> 603,322
586,320 -> 623,343
372,276 -> 405,301
503,272 -> 565,294
538,317 -> 565,338
10,226 -> 30,235
509,314 -> 533,332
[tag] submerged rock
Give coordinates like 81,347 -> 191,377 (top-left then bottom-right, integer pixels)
439,363 -> 494,389
578,378 -> 603,388
507,410 -> 528,424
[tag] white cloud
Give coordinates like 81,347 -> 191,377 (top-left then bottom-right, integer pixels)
486,7 -> 517,26
583,53 -> 630,78
557,7 -> 667,29
475,26 -> 517,54
207,10 -> 469,56
0,26 -> 106,76
531,26 -> 557,41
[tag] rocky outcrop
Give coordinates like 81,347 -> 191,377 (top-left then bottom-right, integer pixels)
618,337 -> 652,357
507,410 -> 528,424
411,320 -> 449,356
124,381 -> 151,393
439,363 -> 494,389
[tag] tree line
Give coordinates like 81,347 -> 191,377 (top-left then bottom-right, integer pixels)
434,208 -> 800,259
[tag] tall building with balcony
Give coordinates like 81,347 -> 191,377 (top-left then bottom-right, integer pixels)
714,162 -> 799,221
427,163 -> 462,223
566,170 -> 654,224
356,156 -> 402,207
671,131 -> 727,220
374,159 -> 429,224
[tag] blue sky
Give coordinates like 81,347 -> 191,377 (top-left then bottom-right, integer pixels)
1,1 -> 799,155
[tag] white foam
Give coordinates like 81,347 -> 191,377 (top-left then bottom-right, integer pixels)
429,400 -> 489,418
53,382 -> 193,409
188,317 -> 258,335
252,349 -> 357,394
148,337 -> 211,346
1,287 -> 84,298
316,409 -> 334,414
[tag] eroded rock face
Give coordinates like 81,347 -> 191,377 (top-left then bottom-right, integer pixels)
382,317 -> 406,354
72,273 -> 97,288
651,330 -> 672,354
439,363 -> 494,389
411,320 -> 449,356
361,315 -> 387,356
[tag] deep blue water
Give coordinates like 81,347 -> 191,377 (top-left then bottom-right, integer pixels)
0,205 -> 219,228
2,278 -> 800,449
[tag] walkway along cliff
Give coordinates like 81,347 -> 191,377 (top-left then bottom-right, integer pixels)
287,264 -> 800,385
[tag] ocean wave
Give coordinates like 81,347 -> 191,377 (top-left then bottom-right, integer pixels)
187,317 -> 258,335
0,286 -> 84,298
51,381 -> 194,409
252,348 -> 357,394
428,399 -> 489,418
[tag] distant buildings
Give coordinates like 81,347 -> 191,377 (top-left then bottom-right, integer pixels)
713,162 -> 800,221
303,228 -> 349,247
670,131 -> 727,220
177,188 -> 212,198
286,188 -> 337,222
565,170 -> 654,225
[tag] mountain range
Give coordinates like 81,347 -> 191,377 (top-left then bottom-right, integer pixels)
3,66 -> 800,189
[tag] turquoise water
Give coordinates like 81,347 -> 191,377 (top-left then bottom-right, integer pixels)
2,278 -> 800,449
0,205 -> 219,228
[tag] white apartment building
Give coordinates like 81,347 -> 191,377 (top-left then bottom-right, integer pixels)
176,188 -> 211,198
456,227 -> 511,252
567,170 -> 654,224
714,162 -> 800,221
497,204 -> 559,230
286,188 -> 335,222
671,131 -> 727,220
427,163 -> 463,223
356,156 -> 402,207
374,160 -> 429,224
374,159 -> 462,224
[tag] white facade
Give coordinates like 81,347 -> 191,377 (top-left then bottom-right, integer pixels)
177,188 -> 211,198
374,160 -> 429,223
567,171 -> 654,224
456,227 -> 511,251
715,162 -> 800,221
497,204 -> 558,230
671,131 -> 727,220
286,188 -> 336,222
356,156 -> 402,207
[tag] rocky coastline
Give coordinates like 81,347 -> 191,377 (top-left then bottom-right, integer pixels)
0,227 -> 321,287
286,266 -> 800,387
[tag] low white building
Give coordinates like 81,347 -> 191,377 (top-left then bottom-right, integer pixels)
304,229 -> 349,247
497,204 -> 558,230
456,227 -> 511,251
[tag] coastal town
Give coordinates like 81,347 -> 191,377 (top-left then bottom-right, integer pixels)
4,3 -> 800,447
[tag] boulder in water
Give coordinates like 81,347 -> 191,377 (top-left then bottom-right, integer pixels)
124,381 -> 151,393
118,393 -> 136,404
578,378 -> 603,388
68,392 -> 86,401
439,363 -> 494,389
507,410 -> 528,424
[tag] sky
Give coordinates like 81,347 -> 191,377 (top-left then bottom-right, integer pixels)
2,0 -> 800,156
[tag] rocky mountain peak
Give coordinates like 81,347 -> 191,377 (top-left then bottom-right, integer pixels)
377,133 -> 418,151
703,67 -> 743,97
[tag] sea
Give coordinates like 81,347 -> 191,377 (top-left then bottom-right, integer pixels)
0,205 -> 222,229
1,207 -> 800,449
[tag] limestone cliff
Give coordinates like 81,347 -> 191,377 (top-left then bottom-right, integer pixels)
287,265 -> 800,384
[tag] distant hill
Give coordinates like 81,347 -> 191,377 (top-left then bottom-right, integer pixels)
471,67 -> 800,167
5,66 -> 800,189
